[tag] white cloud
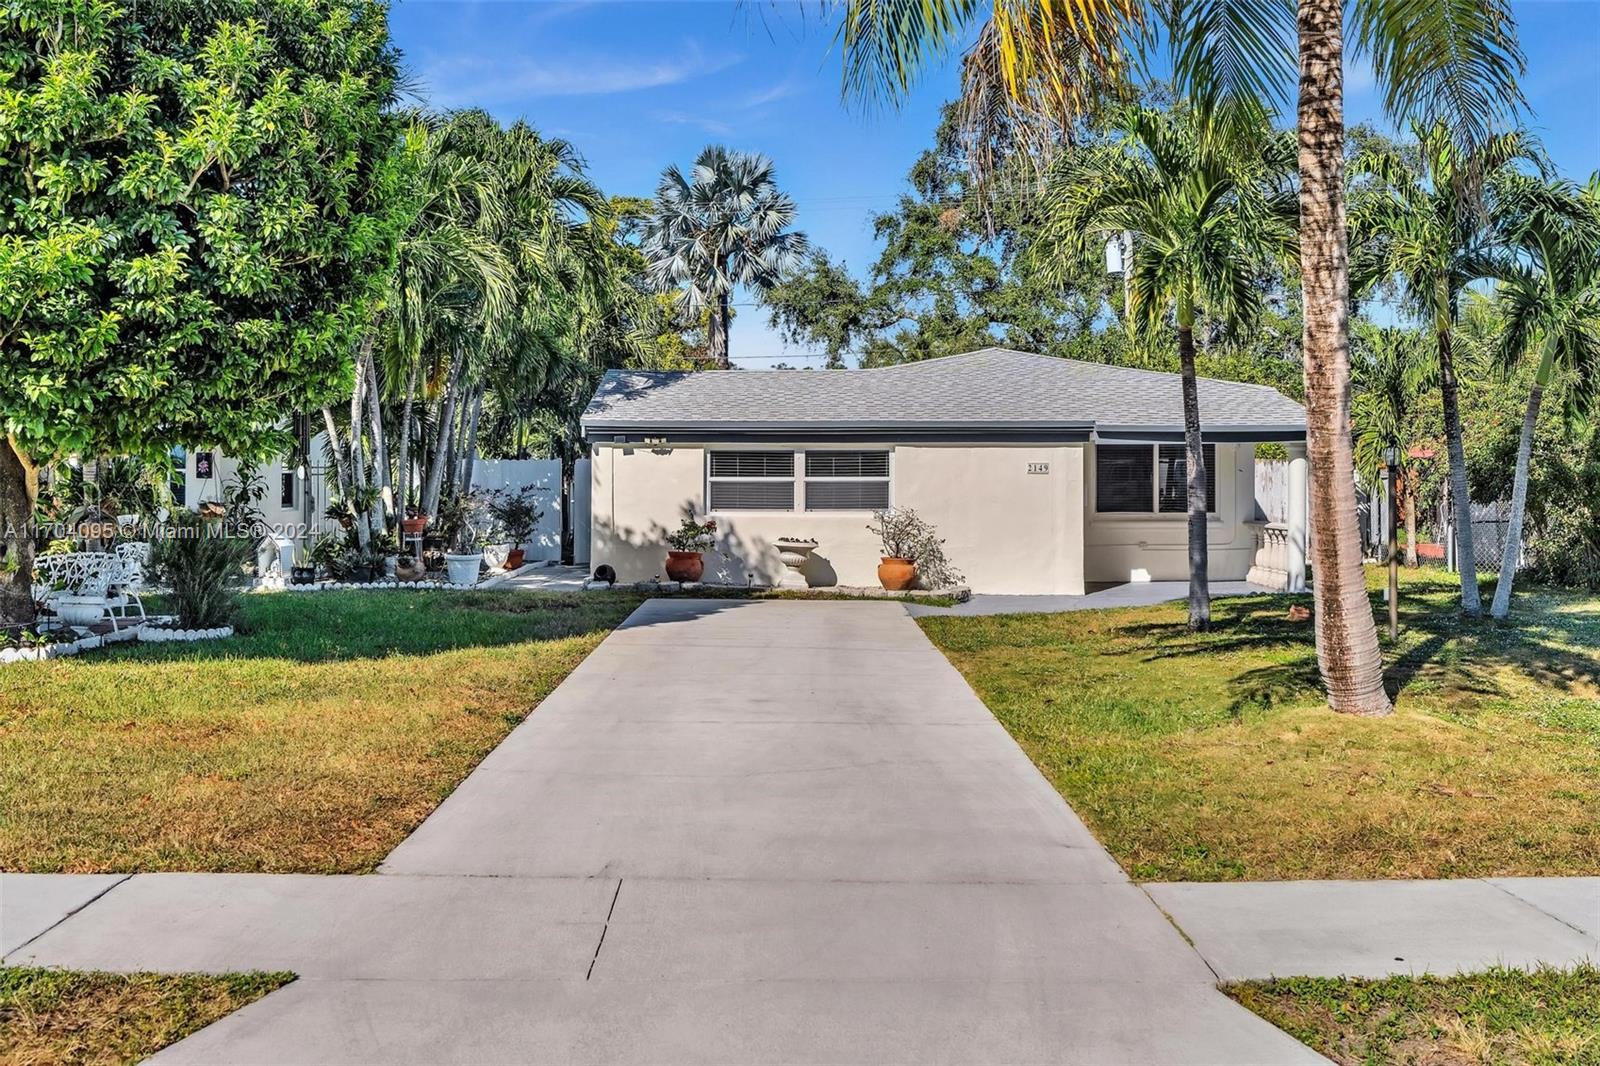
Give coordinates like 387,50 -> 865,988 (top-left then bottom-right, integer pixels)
654,110 -> 735,136
743,76 -> 804,109
420,39 -> 742,108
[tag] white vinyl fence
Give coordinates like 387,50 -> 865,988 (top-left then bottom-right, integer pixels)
469,459 -> 564,562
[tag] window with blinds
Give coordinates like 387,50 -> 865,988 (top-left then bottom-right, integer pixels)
1097,443 -> 1218,514
707,451 -> 794,511
804,450 -> 890,511
1095,446 -> 1155,512
1157,444 -> 1217,513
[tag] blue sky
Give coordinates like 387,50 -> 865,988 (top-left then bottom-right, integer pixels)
391,0 -> 1600,367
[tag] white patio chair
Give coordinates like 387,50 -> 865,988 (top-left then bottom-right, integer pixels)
110,541 -> 151,624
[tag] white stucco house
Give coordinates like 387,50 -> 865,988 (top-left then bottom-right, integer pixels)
581,348 -> 1309,595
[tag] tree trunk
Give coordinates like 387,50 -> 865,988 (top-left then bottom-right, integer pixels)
347,342 -> 372,552
0,439 -> 38,624
363,349 -> 390,536
395,360 -> 418,513
712,290 -> 730,369
1296,0 -> 1392,715
1403,479 -> 1418,568
457,385 -> 484,497
1437,327 -> 1482,612
1177,321 -> 1210,631
1490,378 -> 1545,619
321,407 -> 351,502
420,351 -> 463,520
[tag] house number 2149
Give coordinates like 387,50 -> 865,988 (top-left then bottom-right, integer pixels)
1027,463 -> 1050,474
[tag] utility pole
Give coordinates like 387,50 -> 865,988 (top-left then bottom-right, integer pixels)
1386,446 -> 1399,640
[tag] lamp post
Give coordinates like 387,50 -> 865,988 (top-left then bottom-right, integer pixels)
1385,445 -> 1399,640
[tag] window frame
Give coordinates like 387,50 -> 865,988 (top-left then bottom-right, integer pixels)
704,449 -> 798,513
1092,442 -> 1221,517
704,447 -> 894,515
801,449 -> 893,512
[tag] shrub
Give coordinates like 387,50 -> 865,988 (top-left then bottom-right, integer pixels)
867,508 -> 963,589
149,512 -> 257,628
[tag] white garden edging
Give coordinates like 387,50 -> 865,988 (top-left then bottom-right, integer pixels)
139,625 -> 235,643
0,622 -> 142,664
252,577 -> 479,593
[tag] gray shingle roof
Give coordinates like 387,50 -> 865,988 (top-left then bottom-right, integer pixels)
581,347 -> 1304,439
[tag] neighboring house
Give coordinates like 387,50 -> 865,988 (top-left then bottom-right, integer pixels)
581,348 -> 1309,594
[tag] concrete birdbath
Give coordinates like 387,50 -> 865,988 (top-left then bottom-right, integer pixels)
774,537 -> 818,590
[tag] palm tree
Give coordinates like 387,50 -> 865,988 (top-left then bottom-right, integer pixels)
1350,123 -> 1541,613
1351,325 -> 1435,567
1488,173 -> 1600,618
835,0 -> 1525,716
1034,105 -> 1294,630
643,146 -> 809,369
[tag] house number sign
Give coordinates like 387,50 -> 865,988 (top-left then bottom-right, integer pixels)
1027,462 -> 1049,474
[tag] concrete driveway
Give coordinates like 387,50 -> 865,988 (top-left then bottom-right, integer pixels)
15,599 -> 1320,1064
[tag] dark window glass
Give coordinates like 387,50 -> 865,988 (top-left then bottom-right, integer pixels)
709,451 -> 793,478
805,451 -> 889,478
1096,446 -> 1154,512
1157,444 -> 1217,514
280,471 -> 295,509
707,480 -> 794,511
805,480 -> 891,511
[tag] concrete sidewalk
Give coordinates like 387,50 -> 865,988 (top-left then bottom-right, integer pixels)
4,599 -> 1317,1065
1146,877 -> 1599,982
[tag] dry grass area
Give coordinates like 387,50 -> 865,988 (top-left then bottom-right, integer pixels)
0,967 -> 292,1065
0,590 -> 640,873
920,569 -> 1600,881
1227,965 -> 1600,1065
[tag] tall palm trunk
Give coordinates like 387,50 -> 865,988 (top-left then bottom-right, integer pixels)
1437,324 -> 1482,612
363,350 -> 390,536
457,385 -> 484,496
1490,354 -> 1551,619
321,406 -> 351,501
420,350 -> 463,520
1177,313 -> 1210,630
1403,479 -> 1418,567
1297,0 -> 1392,715
711,291 -> 731,369
395,361 -> 419,512
347,342 -> 373,552
0,439 -> 38,624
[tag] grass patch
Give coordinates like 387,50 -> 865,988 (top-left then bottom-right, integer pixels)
0,590 -> 640,873
1226,965 -> 1600,1065
0,967 -> 292,1065
920,568 -> 1600,880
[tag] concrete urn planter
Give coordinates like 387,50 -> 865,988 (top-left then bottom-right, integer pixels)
774,538 -> 819,589
444,552 -> 483,586
482,543 -> 512,569
876,557 -> 917,591
51,594 -> 104,626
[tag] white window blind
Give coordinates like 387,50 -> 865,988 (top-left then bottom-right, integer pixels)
707,451 -> 795,511
804,450 -> 890,511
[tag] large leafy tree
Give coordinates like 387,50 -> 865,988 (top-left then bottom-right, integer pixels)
1487,173 -> 1600,618
0,0 -> 403,622
834,0 -> 1525,715
643,146 -> 809,369
1350,123 -> 1541,614
1033,104 -> 1294,630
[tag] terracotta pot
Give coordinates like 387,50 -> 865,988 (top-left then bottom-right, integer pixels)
665,550 -> 704,583
505,548 -> 525,570
401,516 -> 427,535
877,557 -> 917,591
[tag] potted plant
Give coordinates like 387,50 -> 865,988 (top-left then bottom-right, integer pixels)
489,487 -> 544,570
401,506 -> 428,536
374,530 -> 400,580
664,516 -> 717,582
442,490 -> 489,585
305,533 -> 343,581
866,508 -> 962,592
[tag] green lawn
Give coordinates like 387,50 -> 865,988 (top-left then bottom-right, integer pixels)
920,568 -> 1600,881
0,589 -> 642,873
1227,965 -> 1600,1065
0,967 -> 292,1066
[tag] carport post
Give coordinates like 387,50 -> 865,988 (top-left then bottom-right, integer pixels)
1286,443 -> 1308,593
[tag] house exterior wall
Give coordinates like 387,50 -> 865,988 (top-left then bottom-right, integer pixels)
590,441 -> 1090,594
1082,443 -> 1258,583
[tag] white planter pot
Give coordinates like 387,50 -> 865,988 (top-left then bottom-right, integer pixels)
444,553 -> 482,586
52,595 -> 104,626
481,543 -> 512,569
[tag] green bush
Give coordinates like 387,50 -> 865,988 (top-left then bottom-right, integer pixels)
149,513 -> 258,628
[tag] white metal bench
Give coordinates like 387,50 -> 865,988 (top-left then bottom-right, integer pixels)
32,547 -> 149,628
